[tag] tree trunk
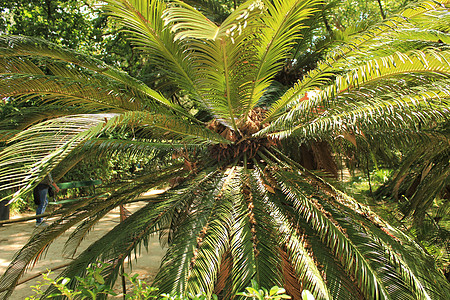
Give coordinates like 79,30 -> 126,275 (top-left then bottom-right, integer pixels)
377,0 -> 386,19
45,0 -> 53,39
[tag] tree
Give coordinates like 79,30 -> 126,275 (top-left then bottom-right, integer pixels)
327,0 -> 418,30
0,0 -> 100,50
0,0 -> 450,299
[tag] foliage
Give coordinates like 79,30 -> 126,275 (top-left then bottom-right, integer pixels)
328,0 -> 418,29
123,273 -> 160,300
0,0 -> 99,51
0,0 -> 450,299
26,264 -> 293,300
25,263 -> 117,300
0,0 -> 156,211
237,280 -> 292,300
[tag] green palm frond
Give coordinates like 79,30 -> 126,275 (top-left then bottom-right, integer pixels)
0,106 -> 91,132
184,171 -> 239,296
0,36 -> 181,113
0,108 -> 229,202
291,93 -> 448,141
322,0 -> 450,64
1,164 -> 185,299
264,196 -> 331,299
151,168 -> 226,295
250,162 -> 332,300
163,0 -> 266,130
297,217 -> 363,300
227,166 -> 283,297
0,114 -> 111,199
264,0 -> 450,122
241,0 -> 320,115
402,0 -> 450,33
62,165 -> 183,258
1,0 -> 450,299
0,196 -> 112,299
267,170 -> 390,299
45,170 -> 192,297
83,137 -> 204,155
163,0 -> 320,128
102,111 -> 229,144
0,73 -> 143,112
261,49 -> 450,139
261,147 -> 447,299
53,198 -> 171,298
103,0 -> 204,105
393,29 -> 450,45
163,0 -> 222,41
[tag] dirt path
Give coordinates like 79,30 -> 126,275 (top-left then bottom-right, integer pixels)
0,191 -> 167,299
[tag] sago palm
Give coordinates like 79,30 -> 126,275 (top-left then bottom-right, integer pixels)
1,0 -> 450,299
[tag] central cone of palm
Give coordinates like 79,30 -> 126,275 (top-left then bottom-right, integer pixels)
0,0 -> 449,299
208,108 -> 277,162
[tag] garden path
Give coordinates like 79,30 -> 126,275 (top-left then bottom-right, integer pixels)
0,190 -> 167,299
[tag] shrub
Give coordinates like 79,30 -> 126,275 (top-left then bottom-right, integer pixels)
26,264 -> 312,299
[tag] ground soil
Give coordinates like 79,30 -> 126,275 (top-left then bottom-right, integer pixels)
0,190 -> 167,299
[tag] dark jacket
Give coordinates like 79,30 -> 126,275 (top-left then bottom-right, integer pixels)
33,174 -> 54,205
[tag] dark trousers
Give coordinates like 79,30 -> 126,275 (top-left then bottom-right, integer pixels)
34,184 -> 49,224
0,199 -> 9,221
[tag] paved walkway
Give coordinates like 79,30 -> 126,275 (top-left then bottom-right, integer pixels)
0,190 -> 167,299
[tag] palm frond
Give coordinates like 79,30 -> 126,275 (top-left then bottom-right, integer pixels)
0,114 -> 112,200
0,36 -> 184,115
163,0 -> 266,130
260,148 -> 447,299
163,0 -> 221,41
152,168 -> 227,295
240,0 -> 320,115
102,0 -> 204,106
264,0 -> 450,122
260,49 -> 450,139
0,109 -> 229,203
62,165 -> 183,258
1,162 -> 187,299
184,168 -> 241,296
0,73 -> 143,112
46,195 -> 171,298
102,111 -> 229,144
0,106 -> 93,133
251,162 -> 331,300
226,165 -> 283,296
0,196 -> 112,299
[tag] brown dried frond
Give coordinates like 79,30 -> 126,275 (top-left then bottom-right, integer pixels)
213,251 -> 233,298
280,248 -> 303,300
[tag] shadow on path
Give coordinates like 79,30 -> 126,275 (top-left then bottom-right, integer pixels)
0,190 -> 167,299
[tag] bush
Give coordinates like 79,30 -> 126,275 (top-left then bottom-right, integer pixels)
25,263 -> 315,299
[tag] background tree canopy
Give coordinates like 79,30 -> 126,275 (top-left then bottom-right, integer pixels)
0,0 -> 99,49
0,0 -> 449,299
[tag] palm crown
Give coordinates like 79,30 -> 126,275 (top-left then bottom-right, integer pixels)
0,0 -> 450,299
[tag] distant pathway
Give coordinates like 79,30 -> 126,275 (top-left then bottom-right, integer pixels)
0,190 -> 167,299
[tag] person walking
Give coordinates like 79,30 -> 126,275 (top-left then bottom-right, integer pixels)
33,173 -> 59,226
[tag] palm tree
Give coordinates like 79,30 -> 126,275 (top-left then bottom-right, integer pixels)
1,0 -> 450,299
